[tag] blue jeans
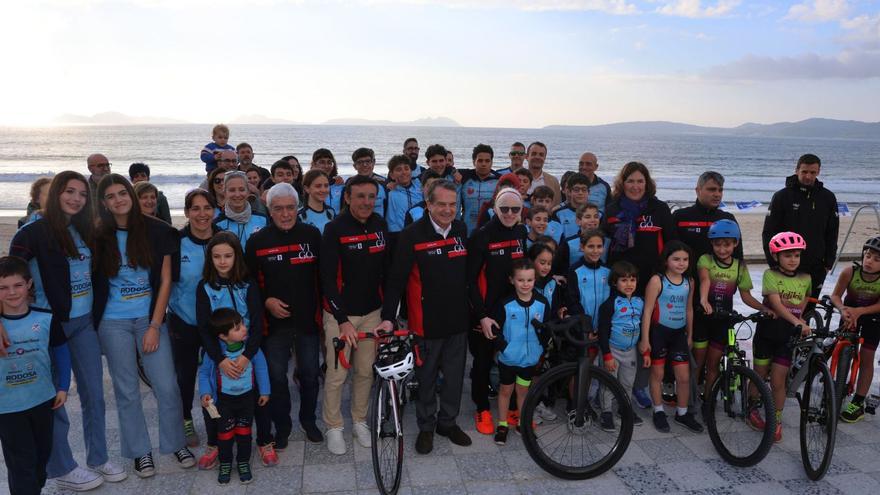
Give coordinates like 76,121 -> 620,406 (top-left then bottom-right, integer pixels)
47,314 -> 108,478
98,317 -> 185,459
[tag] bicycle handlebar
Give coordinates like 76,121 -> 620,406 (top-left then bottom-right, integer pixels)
710,309 -> 772,324
332,329 -> 422,370
530,315 -> 596,348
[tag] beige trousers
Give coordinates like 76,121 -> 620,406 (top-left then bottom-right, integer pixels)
321,309 -> 379,429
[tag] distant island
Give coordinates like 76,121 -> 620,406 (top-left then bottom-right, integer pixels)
55,111 -> 189,125
321,117 -> 461,127
544,118 -> 880,140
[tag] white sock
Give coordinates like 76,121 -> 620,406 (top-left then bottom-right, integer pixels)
676,407 -> 688,416
653,405 -> 664,413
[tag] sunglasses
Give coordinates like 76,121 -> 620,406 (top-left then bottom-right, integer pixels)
498,206 -> 521,214
212,178 -> 224,184
509,151 -> 525,156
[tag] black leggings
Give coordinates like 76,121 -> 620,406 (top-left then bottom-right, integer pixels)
169,313 -> 218,444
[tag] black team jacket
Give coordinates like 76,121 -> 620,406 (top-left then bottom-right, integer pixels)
466,216 -> 528,323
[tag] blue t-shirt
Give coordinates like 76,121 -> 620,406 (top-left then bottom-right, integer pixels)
653,275 -> 690,329
68,226 -> 93,318
0,309 -> 58,414
169,233 -> 208,326
298,205 -> 336,234
103,230 -> 152,320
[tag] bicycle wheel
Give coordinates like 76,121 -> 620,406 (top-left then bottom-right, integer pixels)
832,345 -> 852,415
520,363 -> 633,479
369,379 -> 403,495
705,364 -> 775,467
799,357 -> 837,481
803,309 -> 826,335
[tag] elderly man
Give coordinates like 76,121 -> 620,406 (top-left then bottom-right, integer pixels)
198,150 -> 239,190
525,142 -> 561,206
86,153 -> 111,212
244,183 -> 324,455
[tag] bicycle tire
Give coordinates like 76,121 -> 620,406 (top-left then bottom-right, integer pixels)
799,357 -> 837,481
137,353 -> 152,388
803,309 -> 826,336
705,364 -> 775,467
520,363 -> 633,480
369,379 -> 403,495
832,345 -> 852,415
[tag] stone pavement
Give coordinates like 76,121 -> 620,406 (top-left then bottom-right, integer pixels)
3,354 -> 880,495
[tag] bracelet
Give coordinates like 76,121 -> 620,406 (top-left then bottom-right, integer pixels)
148,322 -> 161,330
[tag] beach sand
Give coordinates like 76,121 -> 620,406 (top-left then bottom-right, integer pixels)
1,212 -> 877,260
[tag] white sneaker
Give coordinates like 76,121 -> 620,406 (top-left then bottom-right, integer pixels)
353,421 -> 371,448
536,403 -> 558,422
88,460 -> 127,482
53,466 -> 104,491
326,427 -> 346,455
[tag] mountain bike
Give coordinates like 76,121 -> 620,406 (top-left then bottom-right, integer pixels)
333,329 -> 420,495
703,310 -> 776,467
519,315 -> 633,480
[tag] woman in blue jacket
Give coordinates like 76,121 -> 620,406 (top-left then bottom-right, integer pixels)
214,171 -> 268,250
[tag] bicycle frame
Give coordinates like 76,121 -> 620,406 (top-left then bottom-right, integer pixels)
786,337 -> 830,399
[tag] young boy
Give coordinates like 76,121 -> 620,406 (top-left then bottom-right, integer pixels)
385,155 -> 423,234
560,203 -> 604,269
404,170 -> 443,227
513,168 -> 532,208
199,308 -> 270,484
552,173 -> 591,238
0,256 -> 71,495
525,205 -> 553,248
490,259 -> 549,445
598,261 -> 645,430
201,124 -> 236,173
531,186 -> 563,242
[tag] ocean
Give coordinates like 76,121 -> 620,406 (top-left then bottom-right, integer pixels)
0,124 -> 878,212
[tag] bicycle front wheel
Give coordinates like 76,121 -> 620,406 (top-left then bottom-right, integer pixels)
705,364 -> 775,467
799,357 -> 837,481
369,379 -> 403,495
520,363 -> 633,479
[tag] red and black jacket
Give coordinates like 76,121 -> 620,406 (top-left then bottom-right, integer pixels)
466,216 -> 528,322
381,215 -> 470,339
672,201 -> 741,261
604,196 -> 676,294
244,221 -> 323,334
320,211 -> 389,324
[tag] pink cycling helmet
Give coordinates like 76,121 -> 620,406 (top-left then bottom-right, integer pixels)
769,231 -> 807,254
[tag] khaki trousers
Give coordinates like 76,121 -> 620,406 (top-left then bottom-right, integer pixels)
322,310 -> 379,429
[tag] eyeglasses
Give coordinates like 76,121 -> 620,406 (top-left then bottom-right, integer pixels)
498,206 -> 521,214
509,151 -> 525,156
212,178 -> 224,184
354,159 -> 374,166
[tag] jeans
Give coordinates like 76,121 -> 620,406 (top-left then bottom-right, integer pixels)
47,314 -> 108,478
0,399 -> 54,495
98,317 -> 185,458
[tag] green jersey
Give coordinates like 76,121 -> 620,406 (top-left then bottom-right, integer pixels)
844,266 -> 880,308
762,268 -> 811,318
697,254 -> 752,312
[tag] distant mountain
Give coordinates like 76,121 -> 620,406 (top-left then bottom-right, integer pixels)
545,118 -> 880,140
230,114 -> 305,125
55,111 -> 189,125
322,116 -> 460,127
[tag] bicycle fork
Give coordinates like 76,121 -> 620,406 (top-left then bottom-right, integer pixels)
571,358 -> 591,428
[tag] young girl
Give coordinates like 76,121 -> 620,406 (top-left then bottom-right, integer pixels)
92,174 -> 195,477
298,169 -> 336,234
639,240 -> 703,434
831,236 -> 880,422
750,231 -> 811,442
490,259 -> 549,445
565,229 -> 611,329
698,220 -> 769,402
195,232 -> 272,466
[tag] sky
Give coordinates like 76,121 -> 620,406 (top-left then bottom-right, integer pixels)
1,0 -> 879,128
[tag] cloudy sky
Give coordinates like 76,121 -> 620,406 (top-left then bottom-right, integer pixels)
2,0 -> 878,127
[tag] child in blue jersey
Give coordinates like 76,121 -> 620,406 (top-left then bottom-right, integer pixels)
201,124 -> 235,173
560,203 -> 606,268
404,170 -> 443,227
639,241 -> 703,433
0,256 -> 71,495
565,229 -> 611,332
199,308 -> 269,485
525,205 -> 553,249
490,259 -> 549,445
531,186 -> 563,242
514,168 -> 532,208
385,155 -> 422,234
552,172 -> 591,239
598,261 -> 644,430
298,170 -> 336,234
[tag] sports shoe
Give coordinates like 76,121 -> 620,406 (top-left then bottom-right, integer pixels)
354,421 -> 371,448
536,402 -> 558,422
88,461 -> 127,482
218,462 -> 232,484
507,411 -> 520,428
326,427 -> 346,455
774,422 -> 783,443
183,419 -> 199,448
474,410 -> 494,435
600,412 -> 615,432
633,388 -> 652,409
300,422 -> 324,443
174,447 -> 196,469
747,407 -> 766,431
198,445 -> 219,470
258,442 -> 279,466
238,462 -> 253,484
632,413 -> 644,426
674,412 -> 704,433
494,425 -> 509,445
53,466 -> 105,491
134,453 -> 156,479
436,425 -> 472,446
652,411 -> 670,433
841,401 -> 866,423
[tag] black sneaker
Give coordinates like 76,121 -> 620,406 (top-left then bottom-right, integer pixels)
300,422 -> 324,443
624,411 -> 644,426
674,412 -> 704,433
134,453 -> 155,478
841,401 -> 865,423
600,412 -> 615,432
415,431 -> 433,455
218,462 -> 232,484
238,462 -> 253,484
436,425 -> 472,446
494,425 -> 509,445
174,447 -> 196,468
653,411 -> 670,433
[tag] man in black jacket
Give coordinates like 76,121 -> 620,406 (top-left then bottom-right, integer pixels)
762,154 -> 839,299
376,180 -> 473,454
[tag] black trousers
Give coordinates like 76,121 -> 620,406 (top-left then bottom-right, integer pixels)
169,313 -> 218,445
468,329 -> 495,412
217,391 -> 255,464
416,331 -> 468,432
0,399 -> 54,495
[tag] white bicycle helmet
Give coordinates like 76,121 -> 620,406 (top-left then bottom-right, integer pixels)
374,350 -> 414,381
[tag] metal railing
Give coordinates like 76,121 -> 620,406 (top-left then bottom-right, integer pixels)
831,204 -> 880,275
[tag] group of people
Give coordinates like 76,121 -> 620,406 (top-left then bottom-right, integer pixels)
1,122 -> 878,494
